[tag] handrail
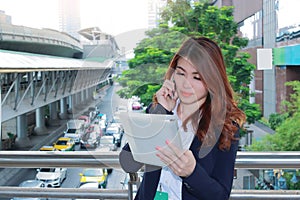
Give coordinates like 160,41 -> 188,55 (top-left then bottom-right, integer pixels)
0,151 -> 299,199
0,187 -> 128,199
0,187 -> 299,200
0,151 -> 299,168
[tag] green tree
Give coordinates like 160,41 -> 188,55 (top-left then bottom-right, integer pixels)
117,0 -> 261,124
249,81 -> 300,151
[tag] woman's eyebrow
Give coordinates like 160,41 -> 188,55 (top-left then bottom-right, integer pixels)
176,66 -> 185,71
176,66 -> 199,75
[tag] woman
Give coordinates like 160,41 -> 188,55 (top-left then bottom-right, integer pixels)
119,37 -> 246,200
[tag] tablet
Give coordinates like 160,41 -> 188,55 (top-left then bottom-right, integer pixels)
119,112 -> 182,167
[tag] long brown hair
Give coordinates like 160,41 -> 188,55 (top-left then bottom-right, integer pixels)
164,37 -> 246,151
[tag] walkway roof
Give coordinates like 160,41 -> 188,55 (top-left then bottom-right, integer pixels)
0,49 -> 113,73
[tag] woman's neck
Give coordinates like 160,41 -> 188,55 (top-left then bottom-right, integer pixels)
177,101 -> 202,121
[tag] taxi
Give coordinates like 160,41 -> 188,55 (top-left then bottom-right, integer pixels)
53,137 -> 75,151
79,168 -> 108,188
39,145 -> 56,151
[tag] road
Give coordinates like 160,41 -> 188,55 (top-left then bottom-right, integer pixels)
3,83 -> 129,200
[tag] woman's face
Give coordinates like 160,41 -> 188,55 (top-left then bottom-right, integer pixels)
174,58 -> 208,106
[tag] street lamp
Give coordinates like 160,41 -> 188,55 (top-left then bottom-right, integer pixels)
278,175 -> 287,189
290,172 -> 298,189
291,172 -> 298,184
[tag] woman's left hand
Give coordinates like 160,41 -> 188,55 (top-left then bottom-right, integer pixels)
156,140 -> 196,177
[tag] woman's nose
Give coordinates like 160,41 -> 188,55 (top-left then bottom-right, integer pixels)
182,77 -> 192,88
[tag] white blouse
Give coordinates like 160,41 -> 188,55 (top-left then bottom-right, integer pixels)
156,100 -> 195,200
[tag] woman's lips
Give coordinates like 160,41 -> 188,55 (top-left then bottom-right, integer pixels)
180,91 -> 193,97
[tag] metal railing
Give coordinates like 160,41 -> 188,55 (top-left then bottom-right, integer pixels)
0,151 -> 299,199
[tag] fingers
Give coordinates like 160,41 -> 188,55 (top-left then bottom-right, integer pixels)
156,79 -> 175,100
156,141 -> 196,177
156,140 -> 185,165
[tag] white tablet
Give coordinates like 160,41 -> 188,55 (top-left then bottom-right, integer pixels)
119,112 -> 182,167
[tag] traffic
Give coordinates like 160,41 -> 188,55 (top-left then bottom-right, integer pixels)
7,84 -> 144,200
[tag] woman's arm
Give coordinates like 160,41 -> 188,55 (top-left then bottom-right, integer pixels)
119,143 -> 144,173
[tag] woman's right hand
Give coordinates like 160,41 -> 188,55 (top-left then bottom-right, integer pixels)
156,79 -> 178,112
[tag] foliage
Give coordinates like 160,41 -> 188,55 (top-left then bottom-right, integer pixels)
282,81 -> 300,115
248,81 -> 300,151
117,0 -> 261,123
283,171 -> 300,190
239,99 -> 261,124
268,113 -> 288,130
258,117 -> 270,127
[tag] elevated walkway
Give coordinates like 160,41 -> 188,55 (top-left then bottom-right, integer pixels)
0,23 -> 83,58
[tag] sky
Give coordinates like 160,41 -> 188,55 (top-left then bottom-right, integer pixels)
0,0 -> 149,36
277,0 -> 300,29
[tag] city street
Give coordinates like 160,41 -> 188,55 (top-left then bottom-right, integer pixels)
1,83 -> 130,200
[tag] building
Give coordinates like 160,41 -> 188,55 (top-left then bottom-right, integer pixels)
78,27 -> 120,59
147,0 -> 167,29
58,0 -> 81,40
215,0 -> 300,118
0,10 -> 12,24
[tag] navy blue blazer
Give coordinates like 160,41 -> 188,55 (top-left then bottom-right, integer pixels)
119,104 -> 239,200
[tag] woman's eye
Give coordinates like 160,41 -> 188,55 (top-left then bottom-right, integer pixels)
194,77 -> 201,81
176,72 -> 184,76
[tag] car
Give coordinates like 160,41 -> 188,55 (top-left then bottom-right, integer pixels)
53,137 -> 75,151
105,124 -> 122,147
78,115 -> 90,128
11,180 -> 48,200
105,125 -> 120,136
64,119 -> 85,144
95,103 -> 101,114
39,145 -> 56,151
35,168 -> 67,187
96,113 -> 108,131
131,101 -> 142,110
19,180 -> 47,188
98,135 -> 117,153
78,182 -> 99,189
74,182 -> 100,200
80,126 -> 100,149
79,168 -> 108,189
98,119 -> 107,133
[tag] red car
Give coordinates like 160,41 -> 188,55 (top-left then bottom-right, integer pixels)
131,102 -> 142,110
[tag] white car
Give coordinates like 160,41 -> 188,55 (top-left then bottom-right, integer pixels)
11,180 -> 48,200
99,135 -> 117,151
35,168 -> 67,187
106,124 -> 122,147
75,182 -> 99,200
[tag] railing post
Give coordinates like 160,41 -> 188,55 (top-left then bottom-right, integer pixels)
128,172 -> 140,200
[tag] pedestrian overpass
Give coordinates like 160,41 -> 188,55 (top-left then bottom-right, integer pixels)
0,49 -> 114,148
0,23 -> 120,149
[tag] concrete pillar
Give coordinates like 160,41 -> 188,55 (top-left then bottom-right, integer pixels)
81,90 -> 85,104
34,107 -> 48,135
76,92 -> 80,105
70,94 -> 77,115
59,97 -> 68,119
67,95 -> 77,119
15,115 -> 31,148
48,101 -> 60,126
68,95 -> 73,113
263,0 -> 277,118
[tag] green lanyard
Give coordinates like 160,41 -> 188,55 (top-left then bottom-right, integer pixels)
154,184 -> 168,200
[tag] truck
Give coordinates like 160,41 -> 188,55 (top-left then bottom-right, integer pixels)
64,119 -> 85,144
